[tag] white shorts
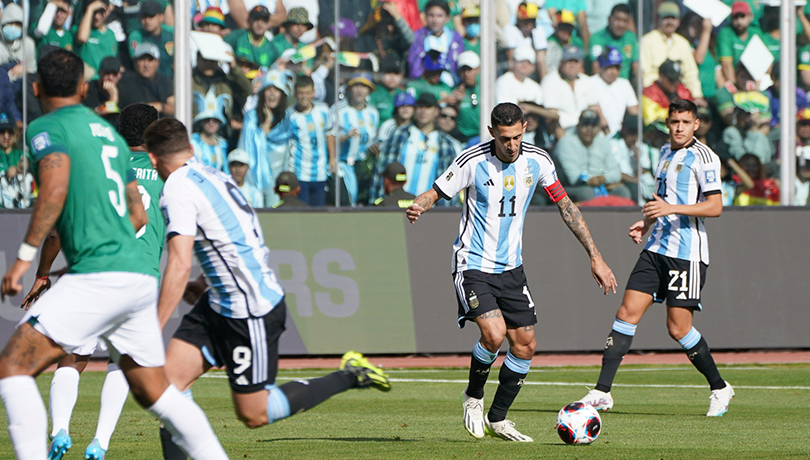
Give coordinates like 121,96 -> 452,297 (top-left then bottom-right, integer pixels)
20,272 -> 165,368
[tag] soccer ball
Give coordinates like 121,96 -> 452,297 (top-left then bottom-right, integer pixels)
555,401 -> 602,445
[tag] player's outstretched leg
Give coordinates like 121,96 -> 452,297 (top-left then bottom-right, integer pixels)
484,350 -> 533,442
676,327 -> 734,416
85,362 -> 130,459
340,351 -> 392,391
462,341 -> 497,438
48,356 -> 89,459
581,318 -> 636,411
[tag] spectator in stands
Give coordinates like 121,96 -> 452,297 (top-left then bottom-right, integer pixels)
722,95 -> 773,166
641,60 -> 693,126
119,42 -> 175,115
677,13 -> 719,102
406,51 -> 454,103
286,74 -> 334,207
226,6 -> 276,69
191,91 -> 229,171
239,69 -> 294,207
371,92 -> 460,202
128,0 -> 174,78
640,1 -> 705,104
695,105 -> 728,161
590,47 -> 638,137
369,56 -> 405,124
0,113 -> 21,182
589,3 -> 637,81
73,0 -> 117,76
717,1 -> 760,88
358,1 -> 414,67
374,161 -> 415,207
83,56 -> 122,126
795,117 -> 810,204
541,45 -> 600,134
545,0 -> 591,52
504,2 -> 548,79
272,171 -> 309,208
436,103 -> 463,143
734,153 -> 780,205
496,47 -> 543,106
192,49 -> 251,126
374,91 -> 415,148
554,109 -> 631,202
447,50 -> 480,142
545,10 -> 583,75
197,7 -> 228,35
227,148 -> 265,208
0,113 -> 32,208
460,5 -> 481,56
318,0 -> 374,52
0,4 -> 36,85
32,0 -> 74,55
270,7 -> 313,63
407,0 -> 464,85
765,64 -> 809,132
712,62 -> 760,126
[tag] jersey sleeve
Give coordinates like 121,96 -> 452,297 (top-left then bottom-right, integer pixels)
160,175 -> 199,239
26,119 -> 68,163
696,152 -> 723,197
433,152 -> 474,200
536,153 -> 567,203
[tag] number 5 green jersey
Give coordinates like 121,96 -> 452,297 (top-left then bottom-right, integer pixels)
26,104 -> 150,277
130,151 -> 165,278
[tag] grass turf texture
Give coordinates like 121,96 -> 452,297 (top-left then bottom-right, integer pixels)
1,363 -> 808,459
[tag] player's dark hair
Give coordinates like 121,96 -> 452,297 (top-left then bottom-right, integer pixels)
144,118 -> 190,157
611,3 -> 631,17
491,103 -> 525,129
668,99 -> 697,118
119,103 -> 159,147
37,49 -> 83,98
295,74 -> 314,89
424,0 -> 450,15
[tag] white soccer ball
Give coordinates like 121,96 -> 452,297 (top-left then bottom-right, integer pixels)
555,401 -> 602,445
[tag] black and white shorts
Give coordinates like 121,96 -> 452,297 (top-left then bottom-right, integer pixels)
173,294 -> 287,393
453,266 -> 538,329
626,250 -> 707,309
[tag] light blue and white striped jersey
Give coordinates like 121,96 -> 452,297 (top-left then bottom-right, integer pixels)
645,138 -> 722,264
331,101 -> 379,165
191,132 -> 228,172
286,102 -> 332,182
434,141 -> 560,274
160,159 -> 284,319
402,126 -> 454,196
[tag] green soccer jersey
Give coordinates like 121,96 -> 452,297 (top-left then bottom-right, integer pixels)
129,25 -> 175,77
405,79 -> 453,103
130,151 -> 165,278
0,148 -> 24,174
589,28 -> 638,80
26,104 -> 148,276
36,28 -> 74,56
71,25 -> 118,77
457,80 -> 480,139
225,29 -> 276,68
369,87 -> 402,123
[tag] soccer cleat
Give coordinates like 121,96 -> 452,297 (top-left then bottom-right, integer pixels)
706,381 -> 734,417
340,351 -> 392,392
484,414 -> 534,442
84,438 -> 107,460
461,391 -> 485,438
580,388 -> 614,411
47,429 -> 72,460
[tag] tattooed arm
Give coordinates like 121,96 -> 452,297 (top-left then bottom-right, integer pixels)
126,180 -> 148,232
405,188 -> 440,224
556,195 -> 617,295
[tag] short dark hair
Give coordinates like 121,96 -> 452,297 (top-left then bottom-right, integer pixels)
611,3 -> 631,17
491,103 -> 524,129
295,74 -> 314,89
668,98 -> 697,118
119,103 -> 159,147
37,49 -> 83,98
144,118 -> 190,157
424,0 -> 450,15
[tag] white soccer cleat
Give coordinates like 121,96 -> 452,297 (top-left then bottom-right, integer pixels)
580,389 -> 614,411
484,414 -> 534,442
461,391 -> 485,438
706,381 -> 734,417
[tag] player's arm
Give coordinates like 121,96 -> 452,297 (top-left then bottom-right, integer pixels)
2,151 -> 70,300
642,193 -> 722,220
556,195 -> 617,295
405,188 -> 439,224
157,234 -> 195,328
21,230 -> 62,310
126,180 -> 148,233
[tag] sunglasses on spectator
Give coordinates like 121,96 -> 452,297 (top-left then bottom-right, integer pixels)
439,113 -> 457,121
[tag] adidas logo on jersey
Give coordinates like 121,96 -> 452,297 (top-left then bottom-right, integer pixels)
235,375 -> 250,385
484,179 -> 494,186
676,292 -> 687,300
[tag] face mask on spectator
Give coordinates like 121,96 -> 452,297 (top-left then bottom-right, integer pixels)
2,25 -> 21,41
466,23 -> 480,38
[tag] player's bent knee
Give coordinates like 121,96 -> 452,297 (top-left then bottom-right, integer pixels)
235,406 -> 268,429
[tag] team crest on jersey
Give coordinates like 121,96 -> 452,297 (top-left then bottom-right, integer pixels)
662,160 -> 671,172
524,174 -> 534,187
675,164 -> 684,173
468,291 -> 479,309
445,171 -> 454,181
32,133 -> 50,152
705,170 -> 717,183
504,175 -> 515,191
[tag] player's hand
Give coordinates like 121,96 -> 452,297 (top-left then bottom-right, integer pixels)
405,203 -> 424,224
1,259 -> 31,303
587,175 -> 606,186
628,219 -> 649,244
642,195 -> 673,220
590,256 -> 617,295
21,276 -> 51,310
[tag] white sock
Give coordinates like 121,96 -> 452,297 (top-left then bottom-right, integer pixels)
147,384 -> 228,460
50,366 -> 81,436
0,375 -> 48,458
94,363 -> 129,450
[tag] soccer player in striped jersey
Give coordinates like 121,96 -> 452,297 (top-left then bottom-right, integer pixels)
406,103 -> 617,442
580,99 -> 734,417
144,119 -> 391,460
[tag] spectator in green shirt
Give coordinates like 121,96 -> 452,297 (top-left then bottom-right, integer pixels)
225,6 -> 276,69
405,51 -> 454,105
446,50 -> 480,141
269,7 -> 312,62
589,4 -> 637,80
0,113 -> 22,181
718,1 -> 758,87
369,56 -> 405,124
461,5 -> 480,56
32,0 -> 75,56
128,0 -> 174,78
73,0 -> 118,77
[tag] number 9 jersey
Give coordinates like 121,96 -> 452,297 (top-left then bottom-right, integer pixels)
160,159 -> 285,319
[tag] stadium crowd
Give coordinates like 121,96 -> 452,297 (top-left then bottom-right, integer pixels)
1,0 -> 809,209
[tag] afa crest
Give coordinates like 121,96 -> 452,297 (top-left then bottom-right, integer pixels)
468,291 -> 479,309
504,175 -> 515,191
524,174 -> 534,187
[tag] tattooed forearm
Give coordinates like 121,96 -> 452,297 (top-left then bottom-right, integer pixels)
25,199 -> 63,247
557,196 -> 601,259
478,310 -> 503,319
414,193 -> 435,211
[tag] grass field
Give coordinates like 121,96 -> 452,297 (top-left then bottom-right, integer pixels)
2,363 -> 809,459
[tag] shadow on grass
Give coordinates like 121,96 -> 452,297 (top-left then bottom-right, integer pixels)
509,408 -> 704,417
259,437 -> 420,443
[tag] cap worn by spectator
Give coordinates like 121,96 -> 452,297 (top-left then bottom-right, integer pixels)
283,7 -> 314,30
227,149 -> 250,165
659,59 -> 682,81
513,46 -> 536,64
330,18 -> 357,37
657,1 -> 680,19
260,69 -> 295,96
347,72 -> 376,91
798,108 -> 810,122
461,5 -> 480,19
646,119 -> 670,134
517,2 -> 539,20
622,113 -> 639,132
423,52 -> 447,72
99,56 -> 122,75
731,1 -> 752,17
556,9 -> 576,26
276,171 -> 299,192
395,92 -> 416,108
249,5 -> 271,22
140,0 -> 163,18
697,106 -> 712,121
0,112 -> 14,131
199,7 -> 226,28
134,42 -> 160,60
562,45 -> 584,63
424,0 -> 450,16
598,46 -> 623,68
415,93 -> 439,108
457,51 -> 480,70
383,162 -> 408,183
579,109 -> 600,126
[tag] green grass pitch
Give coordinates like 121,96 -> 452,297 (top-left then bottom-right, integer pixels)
1,363 -> 809,459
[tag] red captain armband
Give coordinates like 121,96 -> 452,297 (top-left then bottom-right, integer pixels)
544,179 -> 567,203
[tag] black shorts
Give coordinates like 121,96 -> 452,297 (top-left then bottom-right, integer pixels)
453,266 -> 538,329
173,294 -> 287,394
626,250 -> 707,309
